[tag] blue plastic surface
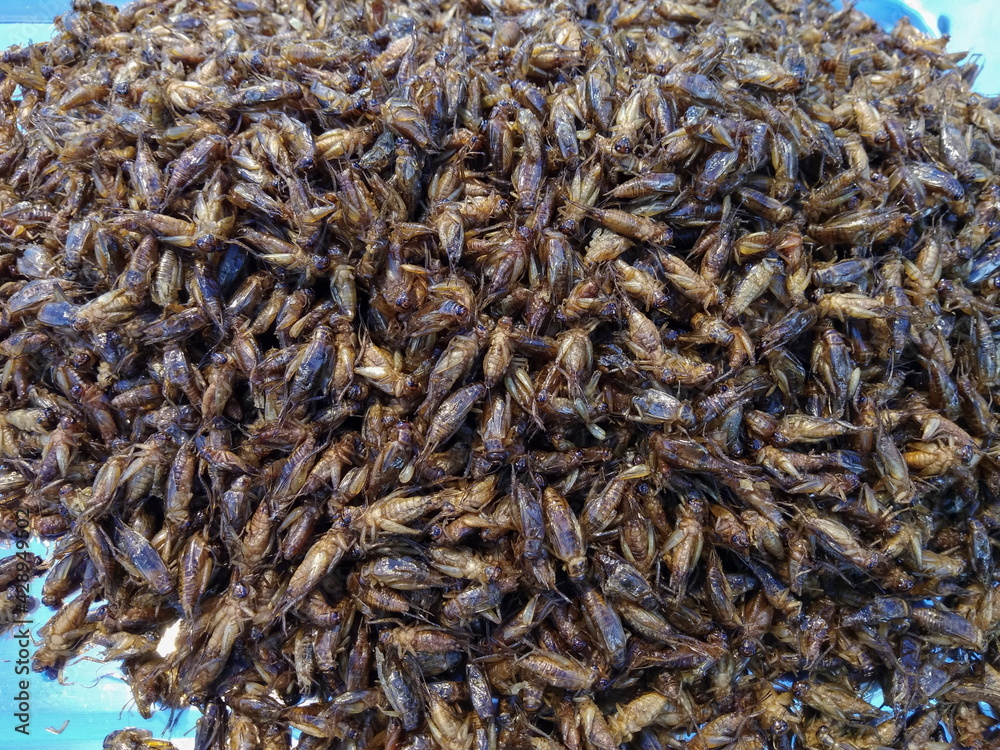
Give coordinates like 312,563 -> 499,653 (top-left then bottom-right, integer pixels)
0,540 -> 198,748
0,0 -> 81,23
841,0 -> 1000,94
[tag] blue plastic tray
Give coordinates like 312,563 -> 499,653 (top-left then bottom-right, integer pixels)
0,539 -> 198,748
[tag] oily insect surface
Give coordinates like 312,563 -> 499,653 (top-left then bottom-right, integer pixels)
0,0 -> 999,748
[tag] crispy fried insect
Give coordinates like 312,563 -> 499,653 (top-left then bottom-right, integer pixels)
542,486 -> 588,581
519,650 -> 597,690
